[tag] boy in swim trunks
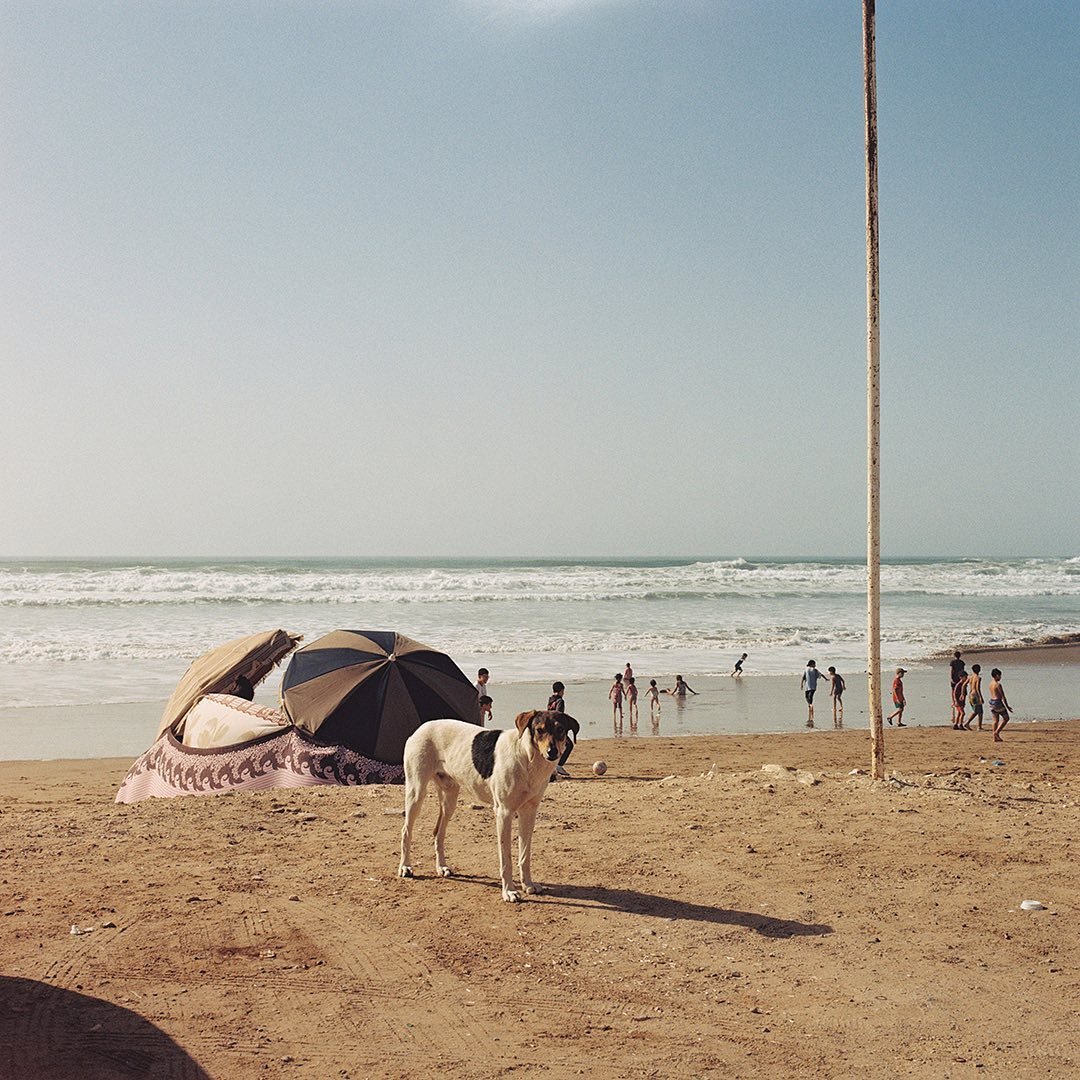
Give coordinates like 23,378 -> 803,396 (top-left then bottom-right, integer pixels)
730,653 -> 747,677
827,666 -> 846,726
989,668 -> 1012,742
952,668 -> 969,729
886,667 -> 907,726
966,663 -> 984,730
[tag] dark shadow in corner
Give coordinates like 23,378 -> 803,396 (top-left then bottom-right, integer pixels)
539,882 -> 833,938
0,975 -> 211,1080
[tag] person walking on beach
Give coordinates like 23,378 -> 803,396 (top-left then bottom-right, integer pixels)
827,666 -> 846,726
800,659 -> 825,727
625,676 -> 639,731
730,653 -> 748,678
548,681 -> 574,777
949,651 -> 965,719
623,662 -> 634,685
967,663 -> 985,730
887,667 -> 907,726
951,666 -> 969,729
666,675 -> 697,698
989,668 -> 1012,742
609,672 -> 625,733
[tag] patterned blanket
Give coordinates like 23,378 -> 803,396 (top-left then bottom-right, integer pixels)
116,726 -> 404,803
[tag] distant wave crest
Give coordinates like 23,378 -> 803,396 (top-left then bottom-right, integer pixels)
3,556 -> 1079,607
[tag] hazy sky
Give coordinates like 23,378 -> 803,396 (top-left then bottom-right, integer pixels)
3,1 -> 1077,558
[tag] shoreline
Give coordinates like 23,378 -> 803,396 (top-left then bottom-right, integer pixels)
2,716 -> 1079,790
1,640 -> 1075,762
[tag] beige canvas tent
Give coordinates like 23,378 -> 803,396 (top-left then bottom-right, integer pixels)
156,628 -> 301,739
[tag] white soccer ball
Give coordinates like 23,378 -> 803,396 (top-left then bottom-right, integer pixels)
592,760 -> 607,776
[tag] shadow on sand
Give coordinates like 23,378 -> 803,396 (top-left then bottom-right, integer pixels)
0,976 -> 211,1080
438,875 -> 832,938
545,882 -> 833,937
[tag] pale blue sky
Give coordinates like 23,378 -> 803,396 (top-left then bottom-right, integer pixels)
2,1 -> 1077,557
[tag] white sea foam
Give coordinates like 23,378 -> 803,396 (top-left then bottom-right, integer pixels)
1,557 -> 1077,708
3,556 -> 1079,607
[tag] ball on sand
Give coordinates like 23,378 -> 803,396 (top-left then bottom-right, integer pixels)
592,760 -> 607,776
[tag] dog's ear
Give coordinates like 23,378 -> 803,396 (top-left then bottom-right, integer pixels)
562,713 -> 580,738
514,710 -> 539,736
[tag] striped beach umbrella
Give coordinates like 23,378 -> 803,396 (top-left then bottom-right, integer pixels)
280,630 -> 480,765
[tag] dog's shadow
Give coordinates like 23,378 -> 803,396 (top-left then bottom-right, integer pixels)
544,882 -> 832,937
449,877 -> 831,938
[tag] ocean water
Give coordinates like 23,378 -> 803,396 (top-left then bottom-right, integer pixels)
1,555 -> 1077,758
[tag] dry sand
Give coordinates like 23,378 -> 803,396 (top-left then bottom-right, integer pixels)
2,720 -> 1078,1079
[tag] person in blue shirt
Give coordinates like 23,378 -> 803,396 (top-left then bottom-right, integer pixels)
800,659 -> 825,727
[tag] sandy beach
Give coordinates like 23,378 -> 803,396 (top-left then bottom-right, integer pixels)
2,714 -> 1078,1078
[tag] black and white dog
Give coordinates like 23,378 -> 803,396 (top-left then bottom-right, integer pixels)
398,710 -> 579,902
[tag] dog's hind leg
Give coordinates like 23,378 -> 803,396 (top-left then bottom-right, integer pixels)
433,777 -> 459,877
494,803 -> 521,902
515,796 -> 544,896
399,776 -> 427,879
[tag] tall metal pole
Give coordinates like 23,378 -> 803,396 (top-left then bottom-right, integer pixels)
863,0 -> 885,779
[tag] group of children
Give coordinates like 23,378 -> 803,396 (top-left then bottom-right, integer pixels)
608,664 -> 697,733
887,653 -> 1013,740
948,651 -> 1013,741
476,652 -> 1017,765
800,659 -> 846,727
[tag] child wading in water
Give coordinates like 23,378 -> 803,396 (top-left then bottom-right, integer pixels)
625,676 -> 639,731
666,675 -> 697,698
646,679 -> 661,729
989,667 -> 1012,742
827,666 -> 846,727
609,672 -> 625,734
887,667 -> 907,726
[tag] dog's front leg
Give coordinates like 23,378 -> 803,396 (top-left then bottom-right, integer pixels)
516,796 -> 543,895
494,803 -> 520,902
